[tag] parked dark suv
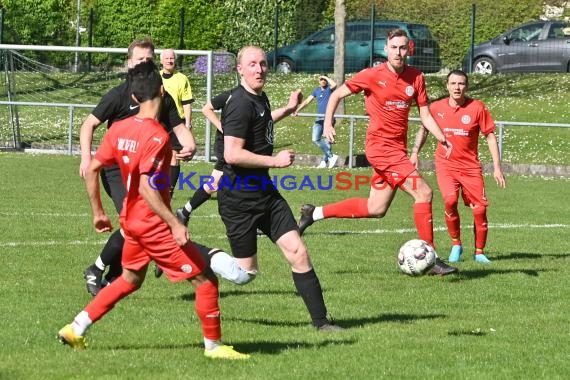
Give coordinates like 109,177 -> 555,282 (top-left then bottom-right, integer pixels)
269,21 -> 442,74
463,20 -> 570,74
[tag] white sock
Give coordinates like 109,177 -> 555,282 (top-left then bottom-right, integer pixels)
204,337 -> 222,351
313,206 -> 324,221
184,203 -> 193,214
95,257 -> 105,271
71,311 -> 92,336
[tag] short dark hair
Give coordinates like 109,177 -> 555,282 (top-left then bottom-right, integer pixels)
387,28 -> 408,40
447,69 -> 469,86
128,61 -> 162,103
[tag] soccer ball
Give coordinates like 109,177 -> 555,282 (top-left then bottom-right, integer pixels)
397,239 -> 437,276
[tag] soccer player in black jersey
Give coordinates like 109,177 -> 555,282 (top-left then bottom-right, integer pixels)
216,46 -> 342,331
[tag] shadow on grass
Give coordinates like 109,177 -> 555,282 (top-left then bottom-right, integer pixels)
179,289 -> 296,302
495,251 -> 570,260
456,267 -> 551,280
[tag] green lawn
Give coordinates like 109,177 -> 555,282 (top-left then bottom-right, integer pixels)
0,153 -> 569,379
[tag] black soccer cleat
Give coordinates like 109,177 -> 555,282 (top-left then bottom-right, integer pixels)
175,207 -> 189,227
154,264 -> 164,278
83,265 -> 103,297
317,322 -> 345,332
298,204 -> 315,236
428,258 -> 459,276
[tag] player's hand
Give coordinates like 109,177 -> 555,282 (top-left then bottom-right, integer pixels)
409,153 -> 420,169
324,123 -> 336,144
171,222 -> 189,246
442,140 -> 453,159
494,169 -> 506,188
93,214 -> 113,233
79,157 -> 91,178
274,149 -> 295,168
176,146 -> 196,161
287,89 -> 303,112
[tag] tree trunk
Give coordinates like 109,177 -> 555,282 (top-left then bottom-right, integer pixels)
334,0 -> 346,115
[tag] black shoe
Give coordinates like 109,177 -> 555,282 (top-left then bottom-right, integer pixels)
83,265 -> 103,297
175,207 -> 189,226
298,204 -> 315,236
317,323 -> 345,332
428,258 -> 459,276
256,228 -> 264,236
154,264 -> 164,278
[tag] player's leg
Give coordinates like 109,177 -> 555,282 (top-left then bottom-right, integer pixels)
462,174 -> 491,263
312,120 -> 328,168
269,195 -> 342,331
435,166 -> 463,261
169,153 -> 180,199
176,165 -> 223,225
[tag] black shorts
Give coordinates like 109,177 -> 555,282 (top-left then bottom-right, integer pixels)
100,165 -> 126,213
217,189 -> 298,258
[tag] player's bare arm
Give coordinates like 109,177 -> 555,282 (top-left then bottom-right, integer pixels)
410,126 -> 429,169
224,135 -> 294,168
293,94 -> 315,116
486,132 -> 506,188
79,114 -> 103,178
271,89 -> 302,123
139,173 -> 189,246
201,102 -> 223,133
172,123 -> 196,160
84,157 -> 112,233
419,106 -> 453,158
323,84 -> 352,143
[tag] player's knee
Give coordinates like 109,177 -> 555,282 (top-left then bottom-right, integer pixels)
443,196 -> 458,210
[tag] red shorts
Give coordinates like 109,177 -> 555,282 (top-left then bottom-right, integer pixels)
435,163 -> 488,207
120,222 -> 206,282
366,142 -> 417,188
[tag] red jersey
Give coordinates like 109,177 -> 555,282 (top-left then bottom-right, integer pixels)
95,116 -> 172,234
345,63 -> 429,150
430,97 -> 495,171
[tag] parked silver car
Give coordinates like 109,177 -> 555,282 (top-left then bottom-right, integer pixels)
462,20 -> 570,74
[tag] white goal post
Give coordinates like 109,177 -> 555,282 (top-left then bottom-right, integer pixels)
0,44 -> 218,161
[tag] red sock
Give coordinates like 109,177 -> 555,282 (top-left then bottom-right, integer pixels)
413,202 -> 433,247
473,206 -> 488,251
84,276 -> 139,323
195,280 -> 221,341
323,198 -> 369,218
443,200 -> 461,241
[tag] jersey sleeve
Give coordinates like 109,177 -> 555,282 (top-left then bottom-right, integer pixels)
414,73 -> 429,107
478,101 -> 496,135
91,87 -> 120,123
211,90 -> 231,111
159,92 -> 185,132
344,69 -> 370,94
180,76 -> 194,104
138,127 -> 170,175
221,95 -> 252,139
94,129 -> 117,166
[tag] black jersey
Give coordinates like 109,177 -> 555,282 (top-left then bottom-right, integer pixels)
221,85 -> 274,192
91,77 -> 184,132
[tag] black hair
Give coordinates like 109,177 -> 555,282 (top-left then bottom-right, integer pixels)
128,60 -> 162,103
447,69 -> 469,86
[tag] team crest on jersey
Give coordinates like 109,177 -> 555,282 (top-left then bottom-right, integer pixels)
405,86 -> 414,97
265,120 -> 275,145
181,264 -> 193,273
461,115 -> 471,124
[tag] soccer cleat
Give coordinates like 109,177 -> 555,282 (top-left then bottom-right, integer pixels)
298,204 -> 315,236
317,160 -> 327,168
256,228 -> 264,236
448,245 -> 463,262
57,325 -> 87,349
317,323 -> 345,332
175,207 -> 189,227
428,258 -> 459,276
83,265 -> 103,297
154,264 -> 164,278
327,154 -> 339,168
474,253 -> 492,264
204,345 -> 250,360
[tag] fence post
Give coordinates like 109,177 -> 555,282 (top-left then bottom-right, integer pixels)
348,117 -> 355,168
68,106 -> 74,155
468,4 -> 476,73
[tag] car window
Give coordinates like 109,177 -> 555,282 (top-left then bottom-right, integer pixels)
407,25 -> 433,40
347,25 -> 371,41
547,22 -> 570,39
508,23 -> 544,42
373,25 -> 399,39
311,28 -> 334,44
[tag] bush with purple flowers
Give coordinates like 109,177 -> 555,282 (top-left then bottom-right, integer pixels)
193,52 -> 235,75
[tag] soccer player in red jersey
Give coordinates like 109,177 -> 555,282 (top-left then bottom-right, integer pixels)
57,61 -> 248,359
298,28 -> 458,275
411,70 -> 506,264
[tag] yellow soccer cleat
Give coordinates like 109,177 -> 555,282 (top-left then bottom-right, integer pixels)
204,345 -> 250,360
57,324 -> 87,349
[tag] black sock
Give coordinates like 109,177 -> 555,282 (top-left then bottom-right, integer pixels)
170,165 -> 180,198
292,269 -> 329,327
100,229 -> 124,267
182,187 -> 211,217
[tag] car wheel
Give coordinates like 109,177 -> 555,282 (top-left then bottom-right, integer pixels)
275,58 -> 294,74
371,57 -> 386,67
473,57 -> 496,75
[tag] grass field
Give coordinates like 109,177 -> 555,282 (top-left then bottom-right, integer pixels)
1,152 -> 569,379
